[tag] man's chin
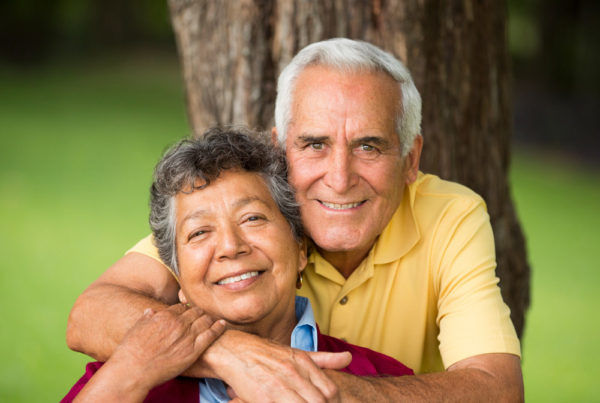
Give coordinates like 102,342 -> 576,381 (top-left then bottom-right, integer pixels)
310,232 -> 369,254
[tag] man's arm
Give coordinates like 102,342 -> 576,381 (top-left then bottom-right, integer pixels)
326,353 -> 523,402
66,252 -> 350,402
66,252 -> 180,361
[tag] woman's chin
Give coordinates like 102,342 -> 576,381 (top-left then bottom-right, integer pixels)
220,305 -> 270,327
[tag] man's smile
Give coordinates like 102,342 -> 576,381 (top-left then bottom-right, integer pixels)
318,200 -> 366,210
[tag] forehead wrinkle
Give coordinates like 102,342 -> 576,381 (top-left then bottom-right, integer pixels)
232,195 -> 266,210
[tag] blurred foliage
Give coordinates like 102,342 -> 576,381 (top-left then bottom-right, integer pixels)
508,0 -> 600,95
0,0 -> 174,64
508,0 -> 600,164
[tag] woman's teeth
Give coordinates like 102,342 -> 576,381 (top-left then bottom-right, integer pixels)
217,271 -> 260,285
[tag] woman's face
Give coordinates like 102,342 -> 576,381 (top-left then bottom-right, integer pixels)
175,170 -> 306,337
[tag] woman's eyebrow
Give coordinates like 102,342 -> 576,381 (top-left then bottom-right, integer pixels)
181,208 -> 209,225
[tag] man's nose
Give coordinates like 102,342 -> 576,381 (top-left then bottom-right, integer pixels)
216,224 -> 250,260
323,147 -> 358,194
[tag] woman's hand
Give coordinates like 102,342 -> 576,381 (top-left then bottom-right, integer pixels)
111,303 -> 226,388
74,304 -> 225,402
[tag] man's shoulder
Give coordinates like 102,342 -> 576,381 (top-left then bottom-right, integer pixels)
406,173 -> 488,238
413,172 -> 483,203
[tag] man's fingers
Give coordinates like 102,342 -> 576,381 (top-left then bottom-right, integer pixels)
309,351 -> 352,370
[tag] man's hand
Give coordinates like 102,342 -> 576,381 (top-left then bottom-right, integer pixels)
200,330 -> 352,403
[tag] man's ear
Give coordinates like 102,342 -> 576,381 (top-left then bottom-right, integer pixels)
405,135 -> 423,185
271,127 -> 279,145
178,289 -> 188,305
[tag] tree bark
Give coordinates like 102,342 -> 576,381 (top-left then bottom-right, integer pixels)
168,0 -> 530,338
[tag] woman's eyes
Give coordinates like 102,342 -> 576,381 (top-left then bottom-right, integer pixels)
188,230 -> 207,241
245,214 -> 266,223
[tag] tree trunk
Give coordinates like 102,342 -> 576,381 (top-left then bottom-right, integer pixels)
168,0 -> 530,338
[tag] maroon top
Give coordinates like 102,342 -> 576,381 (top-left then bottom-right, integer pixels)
62,328 -> 413,402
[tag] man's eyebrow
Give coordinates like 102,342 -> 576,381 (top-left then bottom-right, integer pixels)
295,134 -> 330,144
351,136 -> 390,146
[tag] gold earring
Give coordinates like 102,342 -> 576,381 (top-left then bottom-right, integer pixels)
296,272 -> 303,289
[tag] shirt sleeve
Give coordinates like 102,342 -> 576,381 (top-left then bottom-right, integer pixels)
433,198 -> 521,368
126,235 -> 177,279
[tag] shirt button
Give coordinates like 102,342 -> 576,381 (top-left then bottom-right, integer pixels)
339,296 -> 348,305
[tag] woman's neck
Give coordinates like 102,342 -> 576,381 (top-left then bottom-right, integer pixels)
226,305 -> 298,346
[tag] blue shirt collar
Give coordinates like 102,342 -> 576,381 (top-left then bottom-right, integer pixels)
200,296 -> 318,402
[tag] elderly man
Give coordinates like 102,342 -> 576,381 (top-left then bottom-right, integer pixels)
67,38 -> 523,401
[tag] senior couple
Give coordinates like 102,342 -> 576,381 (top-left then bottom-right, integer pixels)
65,39 -> 523,401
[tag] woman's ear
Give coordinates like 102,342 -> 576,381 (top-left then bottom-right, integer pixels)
178,289 -> 188,305
298,238 -> 308,273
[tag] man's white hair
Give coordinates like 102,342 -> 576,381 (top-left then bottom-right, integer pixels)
274,38 -> 422,156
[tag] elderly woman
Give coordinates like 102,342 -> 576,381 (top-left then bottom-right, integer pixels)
63,128 -> 412,402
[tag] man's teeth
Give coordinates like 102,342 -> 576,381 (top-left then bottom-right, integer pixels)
321,201 -> 362,210
217,271 -> 260,285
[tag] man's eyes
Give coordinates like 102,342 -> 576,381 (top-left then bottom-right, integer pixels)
308,142 -> 324,150
358,144 -> 376,152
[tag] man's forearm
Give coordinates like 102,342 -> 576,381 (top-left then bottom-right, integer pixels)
66,283 -> 170,361
66,252 -> 180,362
326,353 -> 524,403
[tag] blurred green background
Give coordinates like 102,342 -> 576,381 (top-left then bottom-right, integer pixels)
1,1 -> 599,401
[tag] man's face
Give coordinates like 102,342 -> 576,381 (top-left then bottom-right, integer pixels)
285,66 -> 420,269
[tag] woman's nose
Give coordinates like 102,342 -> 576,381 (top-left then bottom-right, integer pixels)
215,224 -> 250,260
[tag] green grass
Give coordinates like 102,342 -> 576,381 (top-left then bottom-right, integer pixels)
0,55 -> 188,401
1,56 -> 598,401
511,150 -> 600,401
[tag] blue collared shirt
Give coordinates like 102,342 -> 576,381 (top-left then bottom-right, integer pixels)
199,296 -> 318,403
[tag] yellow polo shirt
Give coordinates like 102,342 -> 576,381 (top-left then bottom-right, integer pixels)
128,173 -> 520,374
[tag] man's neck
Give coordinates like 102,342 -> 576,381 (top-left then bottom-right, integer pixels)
318,247 -> 371,279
